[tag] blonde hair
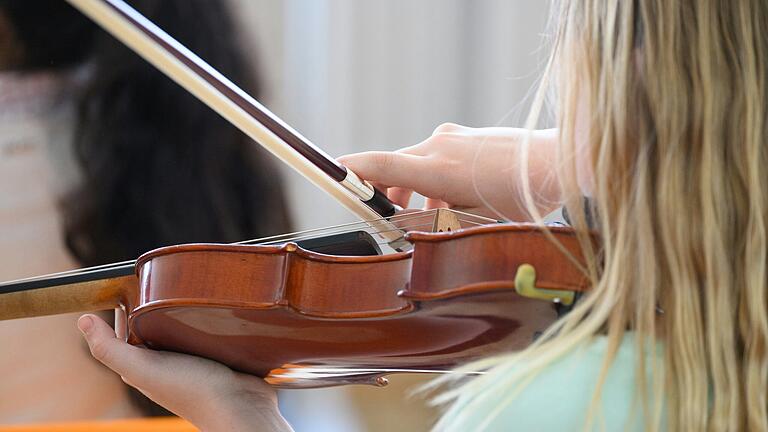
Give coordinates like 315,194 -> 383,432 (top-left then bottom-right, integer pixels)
434,1 -> 768,430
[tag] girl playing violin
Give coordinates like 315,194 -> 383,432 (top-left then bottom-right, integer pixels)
75,0 -> 768,430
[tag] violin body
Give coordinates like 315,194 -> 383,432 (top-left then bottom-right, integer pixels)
125,223 -> 587,387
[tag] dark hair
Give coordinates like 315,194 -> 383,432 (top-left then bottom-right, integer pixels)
0,0 -> 292,266
0,0 -> 292,416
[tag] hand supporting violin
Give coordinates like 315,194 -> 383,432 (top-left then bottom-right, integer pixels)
77,315 -> 293,432
338,124 -> 561,220
71,125 -> 564,431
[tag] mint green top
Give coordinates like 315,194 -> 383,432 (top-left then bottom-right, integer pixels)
465,333 -> 664,431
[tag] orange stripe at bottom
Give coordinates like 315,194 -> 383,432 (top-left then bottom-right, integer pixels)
0,417 -> 196,432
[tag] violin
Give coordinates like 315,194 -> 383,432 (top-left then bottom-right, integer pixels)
0,0 -> 592,388
1,209 -> 589,387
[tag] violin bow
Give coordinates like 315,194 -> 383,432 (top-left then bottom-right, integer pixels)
65,0 -> 404,245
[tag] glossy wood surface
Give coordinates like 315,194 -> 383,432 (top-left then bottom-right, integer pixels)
126,223 -> 588,387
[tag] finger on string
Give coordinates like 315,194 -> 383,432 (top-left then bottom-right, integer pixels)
387,187 -> 413,208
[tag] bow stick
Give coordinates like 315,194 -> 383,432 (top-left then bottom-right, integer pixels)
65,0 -> 405,245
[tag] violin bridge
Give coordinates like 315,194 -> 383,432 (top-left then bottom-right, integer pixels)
432,208 -> 462,232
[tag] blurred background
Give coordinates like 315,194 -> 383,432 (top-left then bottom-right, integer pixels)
0,0 -> 549,430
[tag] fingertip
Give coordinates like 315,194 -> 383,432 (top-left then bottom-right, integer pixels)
78,314 -> 116,351
336,152 -> 370,170
335,153 -> 358,165
77,314 -> 95,336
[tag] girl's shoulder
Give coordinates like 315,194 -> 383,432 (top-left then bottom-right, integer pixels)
481,333 -> 664,431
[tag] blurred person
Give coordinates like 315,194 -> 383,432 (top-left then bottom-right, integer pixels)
0,0 -> 290,423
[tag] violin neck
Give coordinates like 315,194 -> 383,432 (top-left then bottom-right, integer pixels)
0,275 -> 134,321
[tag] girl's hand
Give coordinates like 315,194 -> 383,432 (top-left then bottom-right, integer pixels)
77,314 -> 293,432
338,124 -> 561,220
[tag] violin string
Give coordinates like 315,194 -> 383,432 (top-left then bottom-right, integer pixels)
0,264 -> 137,286
0,260 -> 137,286
0,213 -> 429,286
236,209 -> 500,246
252,216 -> 491,249
244,212 -> 437,245
0,221 -> 489,287
251,210 -> 496,245
0,223 -> 438,287
446,209 -> 498,223
236,210 -> 438,245
0,222 -> 427,286
0,211 -> 498,286
245,221 -> 442,248
222,209 -> 498,248
0,210 -> 499,287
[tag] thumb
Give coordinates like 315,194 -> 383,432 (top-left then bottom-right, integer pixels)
78,314 -> 153,385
